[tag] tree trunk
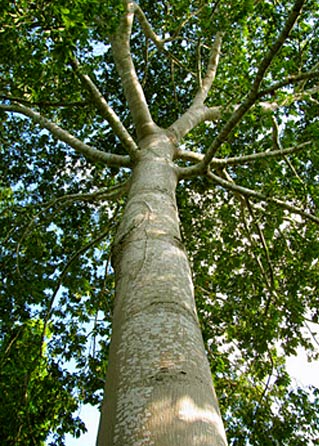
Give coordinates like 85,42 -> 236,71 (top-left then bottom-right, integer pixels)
97,130 -> 227,446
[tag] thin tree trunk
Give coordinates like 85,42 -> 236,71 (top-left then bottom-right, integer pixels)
97,130 -> 227,446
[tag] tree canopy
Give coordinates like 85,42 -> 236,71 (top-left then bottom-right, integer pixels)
1,0 -> 319,444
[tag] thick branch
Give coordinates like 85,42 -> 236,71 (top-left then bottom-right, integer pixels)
111,3 -> 157,139
0,103 -> 131,168
133,3 -> 164,48
44,181 -> 130,205
133,5 -> 196,76
70,59 -> 138,158
171,78 -> 317,147
212,141 -> 312,167
207,171 -> 319,225
169,106 -> 221,143
169,33 -> 223,141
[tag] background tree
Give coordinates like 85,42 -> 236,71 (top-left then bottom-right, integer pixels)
1,0 -> 319,445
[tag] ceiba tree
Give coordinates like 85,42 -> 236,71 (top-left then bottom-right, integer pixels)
1,0 -> 319,445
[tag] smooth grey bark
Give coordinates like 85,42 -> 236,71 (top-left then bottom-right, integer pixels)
97,130 -> 227,446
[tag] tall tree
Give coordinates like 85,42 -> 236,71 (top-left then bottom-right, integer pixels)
1,0 -> 319,445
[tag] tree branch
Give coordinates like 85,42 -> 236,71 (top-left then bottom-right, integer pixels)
15,182 -> 129,279
176,141 -> 311,170
193,32 -> 223,104
0,94 -> 87,108
169,33 -> 223,142
133,3 -> 165,48
70,58 -> 139,158
133,2 -> 205,47
169,105 -> 221,143
179,0 -> 306,175
0,103 -> 132,168
40,206 -> 121,356
111,2 -> 157,139
258,69 -> 319,98
206,170 -> 319,225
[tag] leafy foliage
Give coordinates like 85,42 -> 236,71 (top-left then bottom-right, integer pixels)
0,320 -> 86,445
1,0 -> 319,444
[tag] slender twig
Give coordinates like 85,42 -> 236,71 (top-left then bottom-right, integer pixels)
0,94 -> 87,108
219,168 -> 276,293
245,198 -> 276,289
134,2 -> 204,46
272,117 -> 304,185
241,201 -> 272,291
193,32 -> 223,104
169,33 -> 223,141
14,181 -> 130,278
171,60 -> 179,112
141,39 -> 150,87
257,69 -> 319,98
196,39 -> 203,89
206,170 -> 319,225
304,321 -> 319,349
39,205 -> 121,357
0,328 -> 23,366
254,350 -> 275,421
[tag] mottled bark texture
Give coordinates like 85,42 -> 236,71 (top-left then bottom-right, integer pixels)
97,130 -> 227,446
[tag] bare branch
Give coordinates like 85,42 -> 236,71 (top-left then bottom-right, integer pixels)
258,69 -> 319,98
193,32 -> 223,104
245,198 -> 276,290
133,3 -> 197,79
176,141 -> 311,172
0,103 -> 132,168
174,148 -> 203,163
133,3 -> 164,48
169,33 -> 223,142
212,141 -> 312,168
111,3 -> 157,139
251,0 -> 306,91
206,170 -> 319,225
169,105 -> 221,143
240,203 -> 274,293
272,117 -> 305,185
196,39 -> 203,89
133,2 -> 205,46
70,58 -> 139,158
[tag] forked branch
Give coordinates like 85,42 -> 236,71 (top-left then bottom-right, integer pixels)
111,2 -> 157,139
169,32 -> 223,142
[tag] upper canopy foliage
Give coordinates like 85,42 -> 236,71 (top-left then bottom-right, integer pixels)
0,0 -> 319,444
